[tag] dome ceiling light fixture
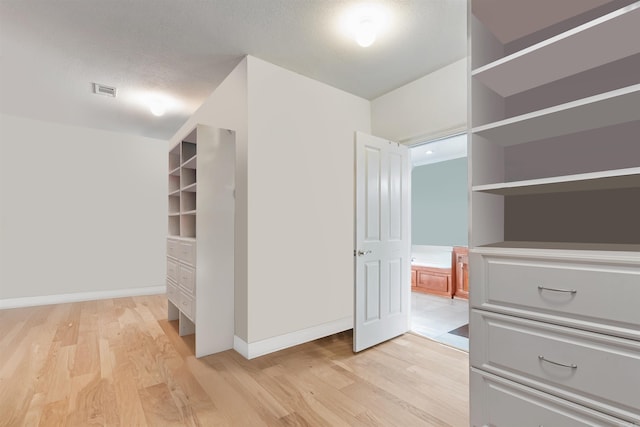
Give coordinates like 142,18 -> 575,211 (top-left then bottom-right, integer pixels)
355,18 -> 377,47
341,3 -> 392,48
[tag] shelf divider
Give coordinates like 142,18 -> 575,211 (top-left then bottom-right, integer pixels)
473,84 -> 640,146
473,167 -> 640,195
472,3 -> 640,97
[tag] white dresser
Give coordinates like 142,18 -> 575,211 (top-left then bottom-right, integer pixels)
166,237 -> 196,324
469,1 -> 640,425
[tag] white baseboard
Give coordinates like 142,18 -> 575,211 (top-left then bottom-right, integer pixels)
233,316 -> 353,359
0,285 -> 166,310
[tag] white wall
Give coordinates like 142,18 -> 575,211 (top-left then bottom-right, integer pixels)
0,114 -> 166,303
371,57 -> 468,143
246,56 -> 371,343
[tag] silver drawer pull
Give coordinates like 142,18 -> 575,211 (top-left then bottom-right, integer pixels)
538,355 -> 577,369
538,285 -> 577,294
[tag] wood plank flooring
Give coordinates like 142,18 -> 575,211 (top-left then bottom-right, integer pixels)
0,295 -> 469,426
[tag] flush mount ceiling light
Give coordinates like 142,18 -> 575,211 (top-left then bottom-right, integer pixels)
355,19 -> 377,47
124,90 -> 181,117
426,150 -> 434,155
341,3 -> 391,48
149,99 -> 167,117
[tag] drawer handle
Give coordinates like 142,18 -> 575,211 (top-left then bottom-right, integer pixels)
538,355 -> 577,369
538,285 -> 577,294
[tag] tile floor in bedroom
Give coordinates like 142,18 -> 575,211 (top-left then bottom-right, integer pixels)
411,291 -> 469,352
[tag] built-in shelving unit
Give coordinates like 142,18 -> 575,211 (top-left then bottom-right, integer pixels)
470,1 -> 640,425
166,124 -> 236,358
473,84 -> 640,146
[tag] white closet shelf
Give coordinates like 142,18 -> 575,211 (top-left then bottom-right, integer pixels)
169,167 -> 181,176
472,3 -> 640,97
182,155 -> 197,169
169,189 -> 180,196
473,84 -> 640,146
182,183 -> 197,192
182,210 -> 197,215
473,167 -> 640,195
473,241 -> 640,257
169,212 -> 180,217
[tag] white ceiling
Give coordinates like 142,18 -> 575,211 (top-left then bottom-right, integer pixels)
0,0 -> 467,140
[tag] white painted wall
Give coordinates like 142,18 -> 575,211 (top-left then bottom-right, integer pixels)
0,114 -> 166,302
246,56 -> 371,343
371,57 -> 468,143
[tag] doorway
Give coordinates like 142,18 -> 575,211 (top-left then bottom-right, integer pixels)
408,133 -> 469,351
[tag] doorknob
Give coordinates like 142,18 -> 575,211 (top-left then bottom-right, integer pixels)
355,250 -> 372,256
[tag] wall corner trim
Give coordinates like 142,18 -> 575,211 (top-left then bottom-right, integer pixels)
233,316 -> 353,359
0,285 -> 166,310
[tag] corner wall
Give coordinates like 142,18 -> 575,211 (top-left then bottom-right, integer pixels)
0,114 -> 167,305
371,57 -> 468,143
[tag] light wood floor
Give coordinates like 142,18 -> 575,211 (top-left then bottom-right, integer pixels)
0,295 -> 469,426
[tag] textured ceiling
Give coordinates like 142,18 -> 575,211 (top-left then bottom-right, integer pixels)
0,1 -> 467,140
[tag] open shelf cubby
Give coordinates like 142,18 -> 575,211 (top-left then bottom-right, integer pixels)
182,154 -> 197,169
181,168 -> 196,189
473,3 -> 640,96
168,195 -> 180,214
180,214 -> 196,238
181,191 -> 196,212
182,142 -> 197,165
169,175 -> 180,193
472,118 -> 640,189
169,144 -> 181,171
168,215 -> 180,236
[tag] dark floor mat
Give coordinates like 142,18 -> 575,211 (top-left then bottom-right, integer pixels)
448,324 -> 469,338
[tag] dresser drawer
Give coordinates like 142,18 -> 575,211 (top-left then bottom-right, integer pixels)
470,253 -> 640,339
167,258 -> 179,282
166,279 -> 179,307
167,238 -> 180,259
178,264 -> 195,294
179,291 -> 195,322
178,241 -> 196,266
471,310 -> 640,423
471,369 -> 633,427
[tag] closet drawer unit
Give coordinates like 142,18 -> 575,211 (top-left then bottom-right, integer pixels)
470,253 -> 640,339
179,291 -> 195,322
167,279 -> 179,307
470,369 -> 633,427
167,258 -> 179,282
167,239 -> 180,259
471,310 -> 640,423
178,241 -> 196,266
178,264 -> 195,295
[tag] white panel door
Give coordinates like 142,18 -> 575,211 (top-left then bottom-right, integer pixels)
354,131 -> 410,352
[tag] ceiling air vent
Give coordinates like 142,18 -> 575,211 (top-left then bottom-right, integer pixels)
92,83 -> 117,97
